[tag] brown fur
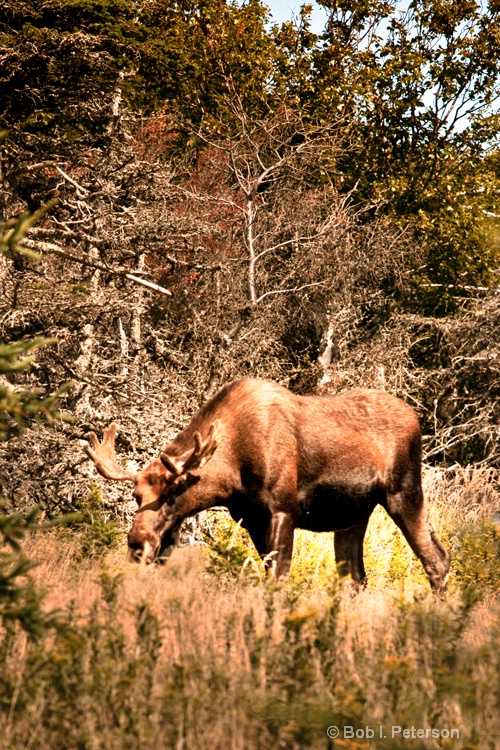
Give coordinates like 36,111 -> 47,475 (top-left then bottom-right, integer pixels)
86,378 -> 450,593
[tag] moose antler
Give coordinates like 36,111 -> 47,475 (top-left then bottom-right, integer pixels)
160,421 -> 220,477
84,424 -> 137,482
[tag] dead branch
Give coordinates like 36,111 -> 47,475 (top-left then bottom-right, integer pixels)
22,239 -> 172,296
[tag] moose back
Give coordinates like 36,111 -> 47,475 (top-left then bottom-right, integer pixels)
85,378 -> 450,593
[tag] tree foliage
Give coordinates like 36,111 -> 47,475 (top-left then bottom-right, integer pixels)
0,185 -> 70,637
0,0 -> 138,156
0,173 -> 66,440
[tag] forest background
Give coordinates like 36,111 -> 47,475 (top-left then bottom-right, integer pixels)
0,1 -> 499,749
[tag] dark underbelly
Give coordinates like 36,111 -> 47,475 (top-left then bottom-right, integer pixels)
296,482 -> 384,532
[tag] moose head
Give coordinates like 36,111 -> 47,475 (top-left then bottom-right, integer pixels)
85,421 -> 220,563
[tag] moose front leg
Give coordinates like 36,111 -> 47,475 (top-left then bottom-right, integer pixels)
266,511 -> 295,579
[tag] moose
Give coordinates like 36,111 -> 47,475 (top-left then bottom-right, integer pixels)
84,378 -> 450,593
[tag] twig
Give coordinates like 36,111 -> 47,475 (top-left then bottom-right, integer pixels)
125,274 -> 172,296
255,281 -> 325,304
28,161 -> 89,196
247,197 -> 257,306
54,165 -> 89,195
421,283 -> 500,294
23,239 -> 172,296
252,217 -> 339,265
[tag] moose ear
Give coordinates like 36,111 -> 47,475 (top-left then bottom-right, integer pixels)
160,420 -> 220,477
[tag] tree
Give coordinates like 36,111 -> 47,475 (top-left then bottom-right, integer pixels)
0,176 -> 67,636
0,0 -> 139,159
307,0 -> 500,309
0,175 -> 63,440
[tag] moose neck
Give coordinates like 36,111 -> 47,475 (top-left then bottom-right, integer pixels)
173,456 -> 234,519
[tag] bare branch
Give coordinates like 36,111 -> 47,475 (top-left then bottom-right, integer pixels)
23,239 -> 172,295
253,216 -> 340,264
421,283 -> 500,295
125,274 -> 172,296
255,281 -> 325,305
54,165 -> 89,196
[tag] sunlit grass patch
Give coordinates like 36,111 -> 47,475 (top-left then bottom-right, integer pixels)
3,464 -> 498,749
363,506 -> 429,593
290,529 -> 337,587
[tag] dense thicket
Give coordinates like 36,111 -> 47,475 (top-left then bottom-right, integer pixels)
0,0 -> 499,518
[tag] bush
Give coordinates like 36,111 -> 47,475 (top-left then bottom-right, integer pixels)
450,520 -> 500,602
65,482 -> 122,560
202,510 -> 262,581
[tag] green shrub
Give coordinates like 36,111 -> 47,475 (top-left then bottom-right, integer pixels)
0,504 -> 50,637
202,510 -> 262,580
67,482 -> 122,560
450,520 -> 500,601
289,529 -> 337,589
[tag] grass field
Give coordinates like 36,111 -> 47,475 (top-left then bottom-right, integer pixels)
1,466 -> 499,750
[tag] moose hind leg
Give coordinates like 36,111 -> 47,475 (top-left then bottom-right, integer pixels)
334,520 -> 369,589
387,492 -> 450,595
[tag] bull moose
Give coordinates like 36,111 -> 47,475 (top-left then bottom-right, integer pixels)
84,378 -> 450,593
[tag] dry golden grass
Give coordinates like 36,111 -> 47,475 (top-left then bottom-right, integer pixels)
1,465 -> 499,750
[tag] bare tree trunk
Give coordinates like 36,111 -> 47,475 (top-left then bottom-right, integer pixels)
74,247 -> 101,416
317,313 -> 336,386
118,317 -> 129,376
107,70 -> 124,135
246,197 -> 257,306
131,252 -> 145,358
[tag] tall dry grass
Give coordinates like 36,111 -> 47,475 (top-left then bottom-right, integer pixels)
1,466 -> 499,750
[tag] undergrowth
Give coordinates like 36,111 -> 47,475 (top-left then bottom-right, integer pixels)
0,466 -> 498,750
58,482 -> 122,561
